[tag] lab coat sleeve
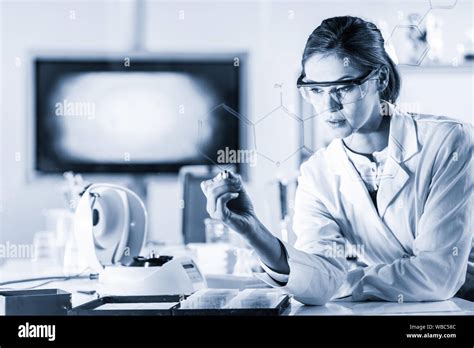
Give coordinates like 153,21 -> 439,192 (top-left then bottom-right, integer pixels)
349,123 -> 473,302
259,257 -> 289,283
255,159 -> 349,305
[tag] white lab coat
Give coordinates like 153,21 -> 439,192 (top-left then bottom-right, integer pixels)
256,102 -> 473,305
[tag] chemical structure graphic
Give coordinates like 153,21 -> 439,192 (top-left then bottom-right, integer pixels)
389,0 -> 458,66
197,86 -> 310,169
197,103 -> 256,171
389,24 -> 430,66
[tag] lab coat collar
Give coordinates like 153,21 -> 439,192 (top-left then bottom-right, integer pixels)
326,102 -> 419,173
384,101 -> 420,163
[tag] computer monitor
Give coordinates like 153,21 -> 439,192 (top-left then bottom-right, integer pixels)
34,55 -> 242,173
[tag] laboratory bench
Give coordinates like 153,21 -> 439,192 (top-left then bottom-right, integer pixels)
0,259 -> 473,316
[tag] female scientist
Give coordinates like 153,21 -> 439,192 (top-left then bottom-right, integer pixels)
201,16 -> 473,304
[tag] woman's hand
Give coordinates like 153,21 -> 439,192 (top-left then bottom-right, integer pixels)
200,171 -> 257,235
201,170 -> 290,275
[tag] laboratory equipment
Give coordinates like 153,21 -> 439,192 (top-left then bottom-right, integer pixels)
69,295 -> 182,316
0,289 -> 71,316
74,183 -> 206,296
175,288 -> 291,315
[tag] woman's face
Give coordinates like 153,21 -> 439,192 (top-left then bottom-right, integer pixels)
303,53 -> 382,139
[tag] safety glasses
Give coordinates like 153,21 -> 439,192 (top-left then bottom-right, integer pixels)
297,68 -> 380,107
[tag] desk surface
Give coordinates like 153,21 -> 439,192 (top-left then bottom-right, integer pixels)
1,260 -> 473,316
286,297 -> 474,316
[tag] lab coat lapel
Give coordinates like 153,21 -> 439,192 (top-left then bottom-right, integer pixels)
377,104 -> 420,218
327,139 -> 377,214
376,157 -> 409,218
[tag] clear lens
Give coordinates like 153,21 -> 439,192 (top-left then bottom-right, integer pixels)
299,83 -> 368,106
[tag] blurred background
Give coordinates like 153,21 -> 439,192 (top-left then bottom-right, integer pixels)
0,0 -> 473,263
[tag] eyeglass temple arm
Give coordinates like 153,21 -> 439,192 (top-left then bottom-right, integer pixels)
297,67 -> 380,87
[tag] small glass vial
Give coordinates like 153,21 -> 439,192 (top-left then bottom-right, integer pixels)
204,218 -> 231,243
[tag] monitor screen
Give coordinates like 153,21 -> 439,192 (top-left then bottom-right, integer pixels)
34,58 -> 241,173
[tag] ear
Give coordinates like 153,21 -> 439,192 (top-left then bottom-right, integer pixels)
377,66 -> 389,92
